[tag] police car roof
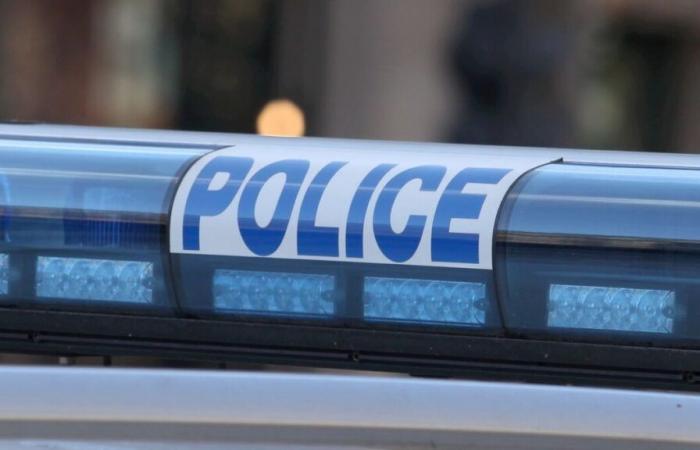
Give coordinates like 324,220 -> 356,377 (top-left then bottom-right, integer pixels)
0,366 -> 698,449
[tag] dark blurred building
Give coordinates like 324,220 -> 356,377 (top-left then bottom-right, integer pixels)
1,0 -> 700,152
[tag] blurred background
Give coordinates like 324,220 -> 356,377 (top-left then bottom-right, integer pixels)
1,0 -> 700,152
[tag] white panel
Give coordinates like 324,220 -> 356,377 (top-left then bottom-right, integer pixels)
170,143 -> 556,269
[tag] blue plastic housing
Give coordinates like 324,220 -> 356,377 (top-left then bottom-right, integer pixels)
496,163 -> 700,342
0,137 -> 212,312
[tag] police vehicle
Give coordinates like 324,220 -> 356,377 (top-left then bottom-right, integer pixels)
0,123 -> 698,448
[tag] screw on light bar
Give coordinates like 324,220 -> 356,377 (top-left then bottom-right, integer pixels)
363,277 -> 487,325
0,254 -> 7,295
213,269 -> 336,316
36,256 -> 154,303
548,284 -> 676,334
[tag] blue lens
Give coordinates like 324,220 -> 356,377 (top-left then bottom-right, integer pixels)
363,277 -> 487,325
0,138 -> 205,250
36,256 -> 153,303
0,254 -> 7,295
548,284 -> 676,334
63,186 -> 160,249
213,269 -> 336,316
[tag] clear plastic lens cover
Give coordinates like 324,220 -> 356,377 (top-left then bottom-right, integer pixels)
497,162 -> 700,341
0,138 -> 208,250
500,163 -> 700,243
0,137 -> 211,314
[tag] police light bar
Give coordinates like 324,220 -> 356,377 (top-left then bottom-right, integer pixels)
1,123 -> 700,390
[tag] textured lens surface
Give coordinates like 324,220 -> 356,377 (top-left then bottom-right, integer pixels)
0,254 -> 7,295
36,256 -> 153,303
364,277 -> 487,325
213,269 -> 336,316
548,284 -> 675,333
